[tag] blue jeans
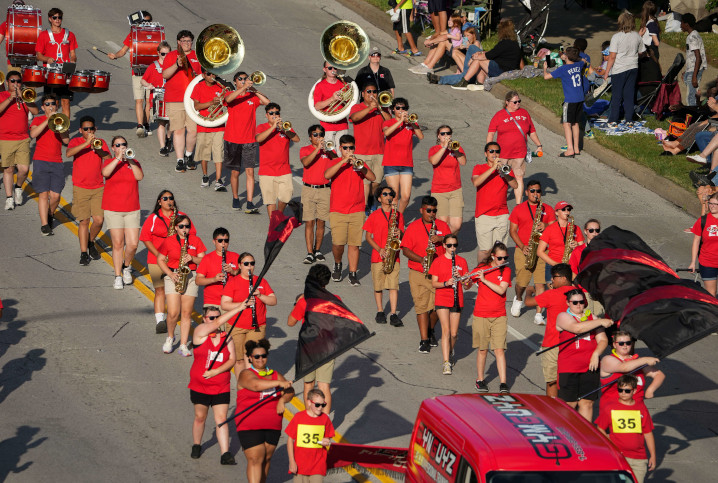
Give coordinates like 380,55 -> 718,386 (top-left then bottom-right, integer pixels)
439,45 -> 481,85
684,70 -> 704,107
695,130 -> 716,166
608,68 -> 638,123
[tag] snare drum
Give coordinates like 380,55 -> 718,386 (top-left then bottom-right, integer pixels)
21,65 -> 46,87
45,66 -> 67,86
89,71 -> 110,93
130,22 -> 165,75
68,70 -> 94,92
6,4 -> 42,66
152,87 -> 168,121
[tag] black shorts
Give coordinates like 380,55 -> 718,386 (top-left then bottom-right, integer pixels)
237,429 -> 281,450
393,9 -> 411,33
562,101 -> 583,124
435,305 -> 462,313
223,141 -> 258,171
44,83 -> 74,101
558,371 -> 600,402
190,390 -> 230,407
427,0 -> 450,14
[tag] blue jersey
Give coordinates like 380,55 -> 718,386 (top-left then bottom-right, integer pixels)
551,61 -> 585,103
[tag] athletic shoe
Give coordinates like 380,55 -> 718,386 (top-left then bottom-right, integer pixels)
186,158 -> 197,170
175,159 -> 186,172
449,349 -> 456,367
375,312 -> 387,324
392,49 -> 409,55
389,313 -> 404,327
113,276 -> 124,290
332,262 -> 343,282
690,170 -> 715,188
451,78 -> 469,90
163,336 -> 175,353
13,187 -> 22,206
220,452 -> 236,465
313,251 -> 325,262
418,340 -> 430,354
499,383 -> 510,394
40,224 -> 53,236
214,181 -> 227,191
585,130 -> 595,140
88,241 -> 101,260
475,379 -> 488,393
178,344 -> 192,357
560,145 -> 568,151
136,124 -> 146,138
303,253 -> 315,264
79,252 -> 90,266
687,154 -> 708,165
159,145 -> 170,157
443,361 -> 452,375
5,197 -> 14,210
407,51 -> 422,57
155,319 -> 167,334
245,201 -> 259,214
191,444 -> 202,459
510,296 -> 523,317
427,73 -> 440,84
232,198 -> 241,211
122,266 -> 133,285
429,330 -> 438,347
534,313 -> 546,326
466,83 -> 484,91
408,64 -> 426,73
201,175 -> 210,187
144,124 -> 152,136
411,64 -> 432,74
348,271 -> 360,286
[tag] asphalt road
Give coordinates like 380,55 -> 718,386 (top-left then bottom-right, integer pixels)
0,0 -> 716,482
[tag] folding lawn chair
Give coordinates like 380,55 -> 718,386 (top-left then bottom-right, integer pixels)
636,53 -> 685,120
515,0 -> 554,56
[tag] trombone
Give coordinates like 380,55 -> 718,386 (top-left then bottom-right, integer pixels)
250,71 -> 265,86
377,90 -> 393,108
20,87 -> 36,103
48,113 -> 70,133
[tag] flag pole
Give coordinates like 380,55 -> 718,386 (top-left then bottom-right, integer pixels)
534,331 -> 591,356
577,364 -> 648,400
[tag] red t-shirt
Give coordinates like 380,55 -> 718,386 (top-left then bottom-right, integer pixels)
569,243 -> 587,275
31,115 -> 63,162
362,208 -> 405,264
190,80 -> 225,133
142,61 -> 165,88
312,79 -> 348,131
534,285 -> 575,348
430,255 -> 469,307
285,410 -> 336,476
224,92 -> 260,144
325,157 -> 366,214
382,118 -> 414,167
299,145 -> 332,185
158,234 -> 206,271
0,91 -> 30,140
235,369 -> 282,431
400,219 -> 451,273
558,312 -> 598,374
122,33 -> 135,75
257,122 -> 293,176
221,276 -> 274,329
188,333 -> 232,395
691,213 -> 718,267
101,158 -> 142,212
472,163 -> 514,217
139,210 -> 195,264
472,264 -> 511,317
429,145 -> 464,193
600,356 -> 647,408
595,400 -> 653,460
161,50 -> 200,102
349,103 -> 385,155
68,136 -> 107,189
539,221 -> 585,264
487,108 -> 536,159
196,250 -> 240,306
35,29 -> 78,64
509,201 -> 556,246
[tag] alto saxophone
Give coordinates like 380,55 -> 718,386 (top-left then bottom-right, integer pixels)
175,237 -> 192,294
382,206 -> 401,274
525,201 -> 543,270
422,221 -> 436,278
562,216 -> 575,264
167,208 -> 177,236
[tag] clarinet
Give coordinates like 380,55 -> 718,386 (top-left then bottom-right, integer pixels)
221,247 -> 227,288
451,253 -> 459,308
249,273 -> 258,332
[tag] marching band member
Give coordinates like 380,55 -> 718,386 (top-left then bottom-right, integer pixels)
196,227 -> 240,310
313,62 -> 350,148
256,102 -> 299,218
537,201 -> 584,268
162,30 -> 200,172
107,11 -> 154,137
66,115 -> 110,265
30,94 -> 69,236
299,125 -> 333,264
350,82 -> 391,211
224,71 -> 270,214
429,124 -> 466,235
400,196 -> 450,354
157,214 -> 206,357
689,193 -> 718,297
363,185 -> 405,326
382,97 -> 423,213
569,218 -> 604,315
1,70 -> 38,211
324,134 -> 376,286
35,8 -> 77,117
191,68 -> 227,191
141,41 -> 172,156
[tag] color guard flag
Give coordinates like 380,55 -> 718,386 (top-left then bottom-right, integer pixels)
327,443 -> 408,480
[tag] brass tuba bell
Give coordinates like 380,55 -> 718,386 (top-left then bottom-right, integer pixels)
195,24 -> 245,76
320,21 -> 370,71
48,113 -> 70,133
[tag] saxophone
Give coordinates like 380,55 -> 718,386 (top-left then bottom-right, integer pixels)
382,206 -> 401,274
167,208 -> 177,236
422,221 -> 436,278
561,216 -> 575,264
525,201 -> 543,270
175,237 -> 191,294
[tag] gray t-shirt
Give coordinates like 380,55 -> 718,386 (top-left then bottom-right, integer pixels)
609,31 -> 646,75
685,30 -> 707,73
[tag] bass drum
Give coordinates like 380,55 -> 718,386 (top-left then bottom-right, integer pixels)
183,75 -> 227,128
307,79 -> 359,123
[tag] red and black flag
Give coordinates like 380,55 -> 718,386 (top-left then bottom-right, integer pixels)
295,279 -> 374,380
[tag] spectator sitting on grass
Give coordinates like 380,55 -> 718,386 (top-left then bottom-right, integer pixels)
574,38 -> 590,65
662,87 -> 718,157
587,41 -> 611,87
544,47 -> 585,157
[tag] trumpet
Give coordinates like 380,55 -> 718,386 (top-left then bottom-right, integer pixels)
91,138 -> 103,150
48,113 -> 70,134
449,140 -> 460,151
407,113 -> 418,124
377,90 -> 393,108
125,148 -> 135,160
250,71 -> 266,86
497,163 -> 512,176
324,140 -> 334,151
349,156 -> 364,169
281,121 -> 292,131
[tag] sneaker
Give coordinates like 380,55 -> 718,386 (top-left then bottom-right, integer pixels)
159,145 -> 171,157
499,383 -> 510,394
348,271 -> 360,286
122,266 -> 133,285
375,312 -> 387,324
690,170 -> 715,188
585,130 -> 595,140
408,51 -> 422,57
201,175 -> 210,187
313,251 -> 325,262
534,313 -> 546,326
155,319 -> 167,334
510,296 -> 523,317
411,64 -> 432,74
303,253 -> 315,264
389,313 -> 404,327
163,336 -> 174,353
213,181 -> 227,192
418,340 -> 430,354
175,159 -> 186,172
113,276 -> 124,290
178,344 -> 192,357
475,379 -> 488,393
5,197 -> 14,210
443,361 -> 452,375
79,252 -> 90,266
466,83 -> 485,91
245,201 -> 259,214
427,73 -> 440,84
429,330 -> 438,347
232,198 -> 241,211
560,145 -> 568,151
687,154 -> 708,165
88,241 -> 101,260
13,187 -> 22,206
136,124 -> 146,138
186,158 -> 197,170
47,212 -> 54,228
451,78 -> 469,90
392,48 -> 409,55
220,451 -> 236,465
449,349 -> 456,367
191,444 -> 202,459
144,124 -> 152,136
40,224 -> 53,236
332,262 -> 343,282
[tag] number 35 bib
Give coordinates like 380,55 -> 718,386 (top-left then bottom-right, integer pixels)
297,424 -> 325,448
611,409 -> 642,433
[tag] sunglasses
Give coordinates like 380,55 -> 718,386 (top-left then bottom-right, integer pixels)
560,207 -> 573,212
366,89 -> 378,93
570,300 -> 586,305
44,102 -> 57,106
370,53 -> 381,57
51,15 -> 62,19
587,228 -> 601,233
81,127 -> 96,131
236,76 -> 248,81
529,188 -> 541,193
207,315 -> 219,320
215,238 -> 229,243
424,208 -> 437,213
251,353 -> 268,359
311,132 -> 324,137
496,256 -> 508,261
8,79 -> 20,83
445,243 -> 458,248
439,132 -> 452,136
326,66 -> 338,71
243,261 -> 256,266
114,143 -> 128,147
381,192 -> 394,197
176,224 -> 190,229
341,146 -> 355,150
312,402 -> 328,408
487,149 -> 500,154
267,111 -> 280,115
510,100 -> 521,104
161,196 -> 174,201
159,52 -> 168,56
394,106 -> 407,111
617,388 -> 633,394
616,341 -> 632,346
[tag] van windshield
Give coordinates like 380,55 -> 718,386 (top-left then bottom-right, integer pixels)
487,472 -> 635,483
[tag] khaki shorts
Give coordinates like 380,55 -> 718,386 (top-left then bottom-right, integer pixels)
167,101 -> 197,133
303,358 -> 335,384
330,211 -> 365,247
293,475 -> 324,483
625,457 -> 648,483
195,130 -> 224,162
358,153 -> 383,184
514,245 -> 547,287
259,173 -> 293,206
132,75 -> 146,101
409,269 -> 435,315
504,157 -> 526,178
72,186 -> 104,221
433,188 -> 464,218
472,316 -> 508,350
164,270 -> 199,298
541,346 -> 559,384
105,210 -> 141,230
301,186 -> 330,221
474,214 -> 509,252
148,263 -> 165,289
225,324 -> 266,359
0,138 -> 31,167
370,261 -> 399,291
